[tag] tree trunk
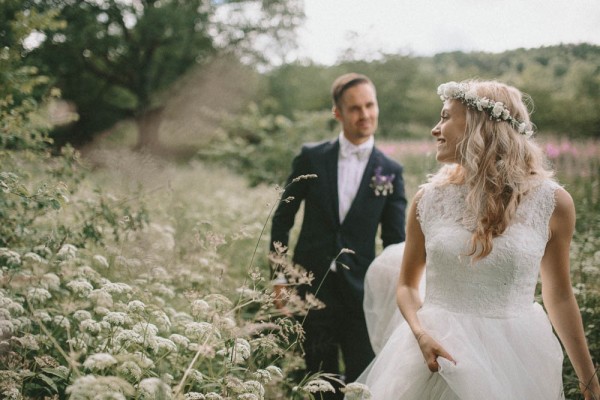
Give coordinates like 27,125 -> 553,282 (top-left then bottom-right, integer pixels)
134,106 -> 165,151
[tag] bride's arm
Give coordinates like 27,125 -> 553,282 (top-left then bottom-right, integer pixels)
397,190 -> 454,371
541,188 -> 599,399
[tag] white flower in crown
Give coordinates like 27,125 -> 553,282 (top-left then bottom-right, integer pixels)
491,102 -> 504,118
464,90 -> 478,102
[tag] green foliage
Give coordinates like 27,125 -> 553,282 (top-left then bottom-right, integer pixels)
23,0 -> 304,146
0,6 -> 63,151
199,103 -> 334,186
262,44 -> 600,139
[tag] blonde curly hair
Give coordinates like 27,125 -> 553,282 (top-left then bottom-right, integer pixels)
430,79 -> 554,260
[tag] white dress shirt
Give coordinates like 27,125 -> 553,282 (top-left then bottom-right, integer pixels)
337,132 -> 374,223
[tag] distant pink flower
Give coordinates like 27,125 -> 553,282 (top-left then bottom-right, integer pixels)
545,143 -> 561,159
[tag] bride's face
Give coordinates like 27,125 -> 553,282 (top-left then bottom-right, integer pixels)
431,100 -> 467,164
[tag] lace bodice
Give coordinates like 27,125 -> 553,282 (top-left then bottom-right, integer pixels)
417,179 -> 560,317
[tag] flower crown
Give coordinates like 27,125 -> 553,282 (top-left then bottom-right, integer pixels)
437,82 -> 534,138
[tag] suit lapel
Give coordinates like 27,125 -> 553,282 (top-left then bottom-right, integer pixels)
325,139 -> 341,226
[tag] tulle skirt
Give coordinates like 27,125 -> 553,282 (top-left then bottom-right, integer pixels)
358,303 -> 565,400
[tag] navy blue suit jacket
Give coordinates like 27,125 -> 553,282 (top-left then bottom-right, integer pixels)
270,138 -> 407,313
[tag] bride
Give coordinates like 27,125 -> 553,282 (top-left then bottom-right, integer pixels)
358,79 -> 599,399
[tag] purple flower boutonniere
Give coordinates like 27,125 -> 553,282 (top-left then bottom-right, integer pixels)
370,166 -> 395,196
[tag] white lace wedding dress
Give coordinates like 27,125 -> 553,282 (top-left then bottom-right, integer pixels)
359,179 -> 565,400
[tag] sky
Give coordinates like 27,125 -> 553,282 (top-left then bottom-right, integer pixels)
295,0 -> 600,65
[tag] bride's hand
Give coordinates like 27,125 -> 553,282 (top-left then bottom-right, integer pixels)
415,332 -> 455,372
581,378 -> 600,400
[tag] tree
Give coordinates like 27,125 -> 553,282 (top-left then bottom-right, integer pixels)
24,0 -> 304,149
0,2 -> 64,150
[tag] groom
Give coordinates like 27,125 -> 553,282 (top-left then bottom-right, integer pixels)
270,73 -> 407,399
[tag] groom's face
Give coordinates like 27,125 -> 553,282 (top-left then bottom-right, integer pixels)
334,82 -> 379,145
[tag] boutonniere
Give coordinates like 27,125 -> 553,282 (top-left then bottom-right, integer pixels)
370,166 -> 395,196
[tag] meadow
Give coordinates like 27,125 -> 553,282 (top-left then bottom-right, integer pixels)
0,135 -> 598,399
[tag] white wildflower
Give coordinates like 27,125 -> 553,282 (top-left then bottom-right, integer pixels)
188,369 -> 203,383
0,294 -> 10,307
0,308 -> 10,320
26,288 -> 52,304
225,377 -> 245,393
0,248 -> 21,267
133,322 -> 159,337
83,353 -> 118,371
302,379 -> 336,393
66,375 -> 134,399
205,393 -> 223,400
219,338 -> 251,364
169,333 -> 190,349
151,283 -> 175,299
184,321 -> 219,340
115,329 -> 144,347
94,306 -> 110,316
191,299 -> 210,317
0,320 -> 14,336
33,310 -> 52,322
236,286 -> 261,299
161,373 -> 174,384
204,294 -> 233,311
243,380 -> 264,397
137,377 -> 172,399
57,244 -> 78,259
238,394 -> 258,400
89,289 -> 114,308
17,316 -> 32,330
342,382 -> 372,399
151,310 -> 171,332
103,311 -> 129,326
77,265 -> 101,281
6,300 -> 24,316
66,279 -> 94,297
102,282 -> 132,295
127,300 -> 146,314
92,255 -> 109,269
3,387 -> 20,400
53,315 -> 71,330
253,369 -> 271,383
67,336 -> 88,352
171,311 -> 193,327
73,310 -> 92,321
15,334 -> 40,350
80,319 -> 101,334
155,337 -> 177,353
214,315 -> 237,332
22,252 -> 47,265
117,360 -> 143,381
149,266 -> 170,280
184,393 -> 205,400
188,343 -> 216,358
41,273 -> 60,291
265,365 -> 283,378
132,351 -> 155,369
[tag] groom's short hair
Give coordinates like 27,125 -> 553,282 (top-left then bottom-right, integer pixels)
331,73 -> 376,108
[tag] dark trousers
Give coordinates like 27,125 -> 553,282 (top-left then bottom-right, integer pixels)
302,304 -> 375,400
